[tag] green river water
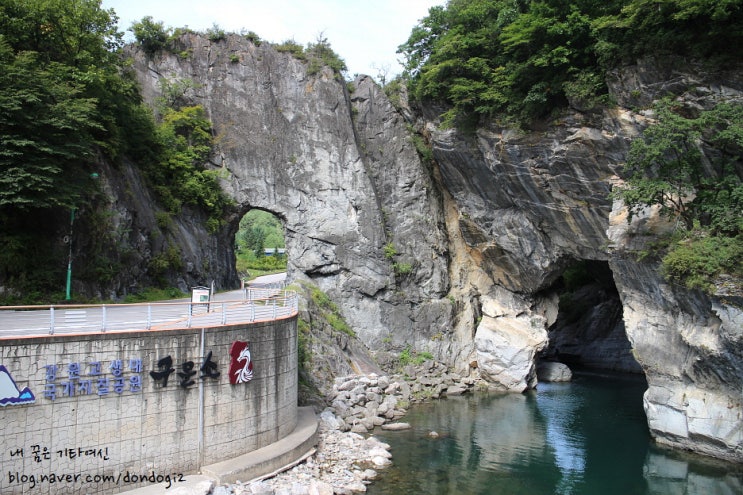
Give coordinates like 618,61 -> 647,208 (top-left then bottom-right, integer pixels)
367,372 -> 743,495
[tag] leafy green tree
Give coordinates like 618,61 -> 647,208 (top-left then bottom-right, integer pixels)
235,210 -> 287,276
398,0 -> 614,125
0,0 -> 154,210
142,104 -> 231,228
398,0 -> 743,125
593,0 -> 743,66
618,99 -> 743,233
0,0 -> 123,68
616,99 -> 743,291
245,226 -> 266,257
206,23 -> 226,42
130,16 -> 170,57
306,33 -> 347,76
0,0 -> 139,299
0,41 -> 101,210
0,1 -> 229,298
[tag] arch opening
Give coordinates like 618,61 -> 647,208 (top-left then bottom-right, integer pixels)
540,260 -> 643,375
233,208 -> 287,285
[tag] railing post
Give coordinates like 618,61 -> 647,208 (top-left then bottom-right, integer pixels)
187,303 -> 193,328
49,306 -> 55,335
273,298 -> 277,319
101,305 -> 107,332
221,303 -> 227,325
147,304 -> 152,330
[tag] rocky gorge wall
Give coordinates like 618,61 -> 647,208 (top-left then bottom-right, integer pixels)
126,33 -> 458,362
115,33 -> 743,462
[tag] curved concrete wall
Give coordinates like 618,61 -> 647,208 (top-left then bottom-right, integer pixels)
0,316 -> 297,494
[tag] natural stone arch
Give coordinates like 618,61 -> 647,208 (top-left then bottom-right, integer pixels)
124,35 -> 743,462
539,259 -> 643,375
127,34 -> 454,362
232,206 -> 288,282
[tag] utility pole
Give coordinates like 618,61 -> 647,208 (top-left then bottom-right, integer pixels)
65,208 -> 75,301
64,173 -> 98,301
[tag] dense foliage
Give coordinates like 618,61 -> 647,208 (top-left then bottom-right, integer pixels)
399,0 -> 743,125
130,15 -> 345,78
399,0 -> 743,294
400,0 -> 743,294
235,210 -> 287,278
0,1 -> 230,301
0,0 -> 128,210
0,0 -> 148,299
274,35 -> 347,77
130,16 -> 169,56
615,100 -> 743,291
143,102 -> 231,232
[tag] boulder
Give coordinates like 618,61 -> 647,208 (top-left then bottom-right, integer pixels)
380,422 -> 412,431
536,362 -> 572,382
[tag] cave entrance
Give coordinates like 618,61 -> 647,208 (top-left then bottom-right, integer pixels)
540,260 -> 643,375
234,209 -> 287,285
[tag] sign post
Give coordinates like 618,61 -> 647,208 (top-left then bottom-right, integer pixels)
190,286 -> 211,314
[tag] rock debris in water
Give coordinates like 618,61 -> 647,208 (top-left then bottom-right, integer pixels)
218,366 -> 480,494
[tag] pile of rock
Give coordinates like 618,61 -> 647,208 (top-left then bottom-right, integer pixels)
328,360 -> 478,434
216,362 -> 479,494
225,418 -> 393,495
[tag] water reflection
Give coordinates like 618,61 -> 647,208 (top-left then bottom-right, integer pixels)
644,449 -> 743,495
539,384 -> 586,494
367,372 -> 743,495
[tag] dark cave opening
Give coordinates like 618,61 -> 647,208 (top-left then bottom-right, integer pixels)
540,260 -> 643,374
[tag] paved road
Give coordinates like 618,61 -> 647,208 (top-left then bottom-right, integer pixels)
0,274 -> 292,338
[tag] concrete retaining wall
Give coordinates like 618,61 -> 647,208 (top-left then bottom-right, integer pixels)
0,316 -> 297,494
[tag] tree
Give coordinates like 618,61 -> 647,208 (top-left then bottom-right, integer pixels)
398,0 -> 743,126
0,0 -> 148,210
398,0 -> 612,125
0,0 -> 169,298
306,32 -> 347,76
617,99 -> 743,234
130,16 -> 170,57
0,0 -> 123,69
0,40 -> 101,210
616,99 -> 743,291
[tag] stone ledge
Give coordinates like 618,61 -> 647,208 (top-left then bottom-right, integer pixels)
201,406 -> 319,484
120,407 -> 318,494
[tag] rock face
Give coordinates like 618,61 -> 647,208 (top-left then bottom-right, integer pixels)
609,202 -> 743,462
423,57 -> 743,460
120,35 -> 743,462
127,33 -> 457,361
80,156 -> 237,296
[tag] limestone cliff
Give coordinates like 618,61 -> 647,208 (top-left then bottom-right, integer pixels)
116,33 -> 742,462
126,33 -> 458,362
425,58 -> 743,461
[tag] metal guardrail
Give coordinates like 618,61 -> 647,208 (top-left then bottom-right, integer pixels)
0,289 -> 298,337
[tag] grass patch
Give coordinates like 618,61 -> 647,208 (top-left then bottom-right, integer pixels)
399,346 -> 434,367
122,287 -> 187,303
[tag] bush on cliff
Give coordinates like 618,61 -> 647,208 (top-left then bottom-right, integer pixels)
616,99 -> 743,293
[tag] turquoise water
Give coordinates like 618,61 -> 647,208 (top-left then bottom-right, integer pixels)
367,372 -> 743,495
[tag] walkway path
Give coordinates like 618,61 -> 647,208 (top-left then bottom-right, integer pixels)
0,274 -> 292,338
